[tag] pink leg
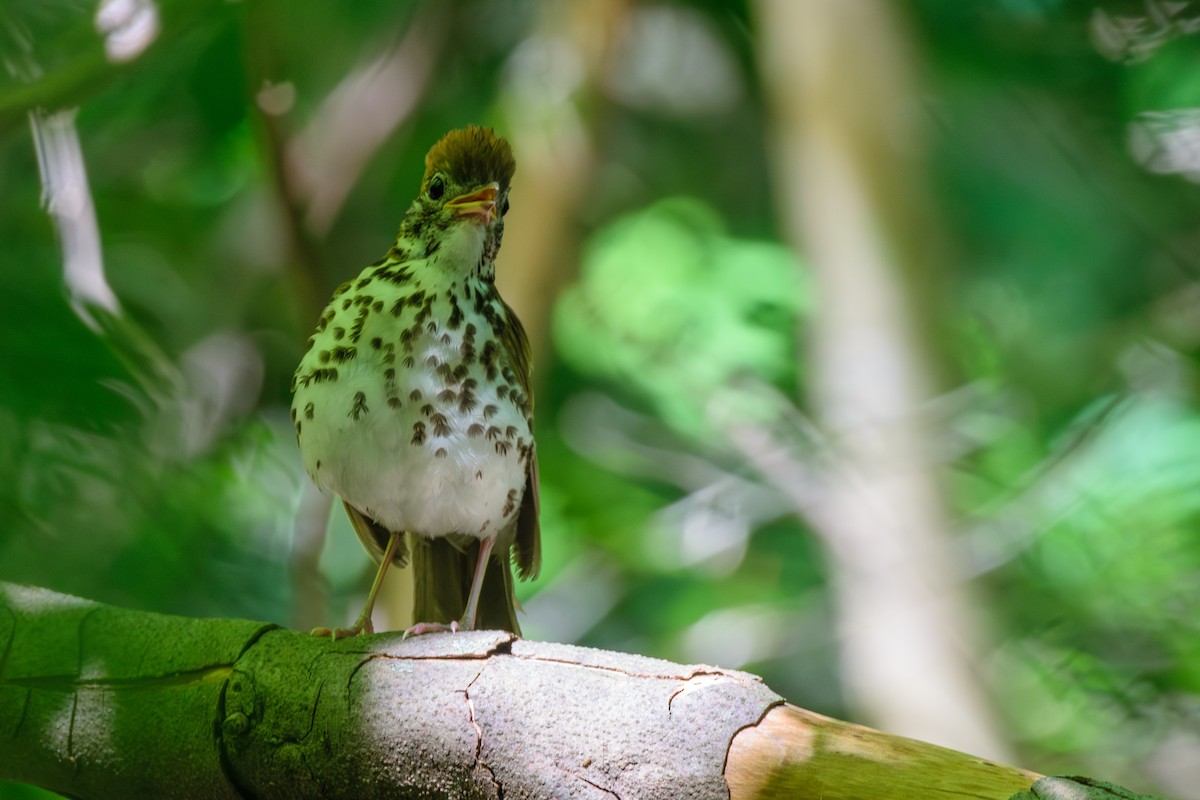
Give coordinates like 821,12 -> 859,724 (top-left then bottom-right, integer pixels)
404,535 -> 496,638
459,535 -> 496,632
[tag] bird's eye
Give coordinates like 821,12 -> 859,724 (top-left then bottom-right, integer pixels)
428,175 -> 445,201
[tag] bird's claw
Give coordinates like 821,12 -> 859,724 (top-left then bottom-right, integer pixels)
310,618 -> 374,641
402,620 -> 460,639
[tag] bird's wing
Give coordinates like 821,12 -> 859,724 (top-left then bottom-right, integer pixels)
343,500 -> 409,566
500,300 -> 541,581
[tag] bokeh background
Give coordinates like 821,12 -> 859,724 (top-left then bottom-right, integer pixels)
3,0 -> 1200,797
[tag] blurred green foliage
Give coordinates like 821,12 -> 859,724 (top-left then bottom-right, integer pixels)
2,1 -> 1200,797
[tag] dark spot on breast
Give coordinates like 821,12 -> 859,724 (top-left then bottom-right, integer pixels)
411,421 -> 426,445
350,308 -> 369,342
486,426 -> 501,441
447,299 -> 463,330
424,239 -> 440,258
355,277 -> 371,290
301,367 -> 339,386
332,280 -> 353,298
505,425 -> 518,439
350,391 -> 368,420
452,364 -> 469,381
409,389 -> 422,402
425,354 -> 440,367
330,346 -> 357,363
435,447 -> 447,458
373,300 -> 384,313
437,388 -> 456,404
483,405 -> 498,420
426,320 -> 437,334
467,423 -> 484,437
390,298 -> 406,317
371,337 -> 383,350
290,407 -> 297,422
319,350 -> 331,364
385,368 -> 396,380
458,389 -> 477,413
431,413 -> 451,437
333,327 -> 345,340
403,355 -> 415,368
496,385 -> 509,400
502,488 -> 517,517
440,333 -> 452,345
342,298 -> 352,311
305,402 -> 314,420
494,440 -> 511,456
421,404 -> 434,417
388,396 -> 402,409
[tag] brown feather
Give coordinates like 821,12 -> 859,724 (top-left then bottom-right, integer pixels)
423,126 -> 516,192
343,500 -> 409,567
499,299 -> 541,581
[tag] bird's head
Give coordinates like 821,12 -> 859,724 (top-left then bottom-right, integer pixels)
400,126 -> 516,280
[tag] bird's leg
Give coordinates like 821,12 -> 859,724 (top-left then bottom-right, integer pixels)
404,535 -> 496,638
458,534 -> 496,632
312,530 -> 403,640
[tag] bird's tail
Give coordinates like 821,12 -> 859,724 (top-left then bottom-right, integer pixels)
409,536 -> 521,635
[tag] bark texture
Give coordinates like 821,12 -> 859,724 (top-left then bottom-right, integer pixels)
0,583 -> 1040,798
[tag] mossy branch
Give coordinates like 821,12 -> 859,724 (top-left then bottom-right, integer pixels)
0,582 -> 1038,799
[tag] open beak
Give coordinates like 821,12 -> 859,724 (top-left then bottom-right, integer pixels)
445,183 -> 498,224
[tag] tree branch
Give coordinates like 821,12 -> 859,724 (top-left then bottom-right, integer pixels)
0,583 -> 1039,799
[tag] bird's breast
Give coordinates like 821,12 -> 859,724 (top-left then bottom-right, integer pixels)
291,267 -> 532,537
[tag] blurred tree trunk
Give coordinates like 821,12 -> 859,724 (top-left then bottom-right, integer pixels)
754,0 -> 1010,759
0,583 -> 1039,800
498,0 -> 628,364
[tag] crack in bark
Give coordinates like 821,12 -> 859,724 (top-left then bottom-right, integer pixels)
13,687 -> 30,736
577,775 -> 621,798
720,698 -> 785,789
513,653 -> 734,686
343,634 -> 516,693
0,664 -> 236,692
462,664 -> 502,798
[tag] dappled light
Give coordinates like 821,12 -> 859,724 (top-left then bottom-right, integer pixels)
2,1 -> 1200,798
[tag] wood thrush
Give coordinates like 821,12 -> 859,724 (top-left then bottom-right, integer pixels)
291,126 -> 540,639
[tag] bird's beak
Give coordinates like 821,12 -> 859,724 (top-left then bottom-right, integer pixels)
446,183 -> 499,224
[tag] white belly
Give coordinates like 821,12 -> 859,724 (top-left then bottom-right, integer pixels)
292,276 -> 531,538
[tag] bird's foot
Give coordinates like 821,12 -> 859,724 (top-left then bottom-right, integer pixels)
311,617 -> 375,641
402,620 -> 460,639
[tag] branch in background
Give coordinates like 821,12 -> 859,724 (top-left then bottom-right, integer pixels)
286,10 -> 442,237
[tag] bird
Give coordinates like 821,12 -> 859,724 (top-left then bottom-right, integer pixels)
291,126 -> 539,639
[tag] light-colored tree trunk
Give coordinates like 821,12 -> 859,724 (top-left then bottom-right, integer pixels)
755,0 -> 1009,760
